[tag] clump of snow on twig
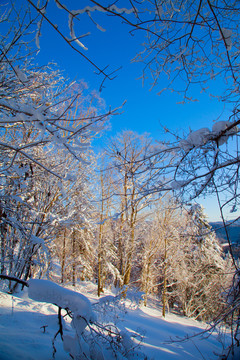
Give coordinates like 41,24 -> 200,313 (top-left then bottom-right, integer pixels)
171,180 -> 187,190
179,127 -> 211,151
212,121 -> 237,145
179,121 -> 238,151
221,28 -> 233,51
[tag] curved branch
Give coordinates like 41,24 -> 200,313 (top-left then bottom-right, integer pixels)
0,274 -> 29,287
27,0 -> 115,85
206,0 -> 237,82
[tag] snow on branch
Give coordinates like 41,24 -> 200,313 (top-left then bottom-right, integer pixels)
54,1 -> 136,16
28,279 -> 95,326
27,279 -> 143,359
221,28 -> 233,51
179,121 -> 239,151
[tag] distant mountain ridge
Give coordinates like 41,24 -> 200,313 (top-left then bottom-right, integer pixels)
210,221 -> 240,244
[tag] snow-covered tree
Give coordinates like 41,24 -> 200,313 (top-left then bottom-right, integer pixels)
95,162 -> 120,296
12,2 -> 239,356
106,131 -> 158,289
139,201 -> 230,321
0,6 -> 115,288
16,1 -> 239,211
170,204 -> 230,321
139,199 -> 182,309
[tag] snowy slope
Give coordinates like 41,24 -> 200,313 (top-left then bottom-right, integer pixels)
0,283 -> 230,360
0,290 -> 69,360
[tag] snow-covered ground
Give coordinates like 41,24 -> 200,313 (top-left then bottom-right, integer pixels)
0,281 -> 230,360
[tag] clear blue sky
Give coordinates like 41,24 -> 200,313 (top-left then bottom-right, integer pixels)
33,1 -> 229,135
14,1 -> 236,221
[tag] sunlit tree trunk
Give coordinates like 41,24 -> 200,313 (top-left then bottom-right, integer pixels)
143,251 -> 153,306
118,212 -> 124,280
0,221 -> 6,274
72,229 -> 76,287
61,229 -> 67,284
97,166 -> 113,296
162,236 -> 167,317
97,186 -> 104,296
123,203 -> 136,286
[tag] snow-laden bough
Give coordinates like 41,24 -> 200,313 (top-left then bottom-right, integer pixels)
28,279 -> 95,329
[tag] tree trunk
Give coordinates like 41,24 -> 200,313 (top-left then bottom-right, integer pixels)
0,225 -> 6,274
97,222 -> 103,297
97,170 -> 105,297
61,229 -> 66,284
123,197 -> 136,287
0,209 -> 7,274
143,260 -> 151,306
162,236 -> 167,317
123,224 -> 135,286
72,230 -> 76,287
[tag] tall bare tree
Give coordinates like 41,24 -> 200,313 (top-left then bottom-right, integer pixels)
107,131 -> 159,289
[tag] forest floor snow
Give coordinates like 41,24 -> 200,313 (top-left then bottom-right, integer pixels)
0,281 -> 231,360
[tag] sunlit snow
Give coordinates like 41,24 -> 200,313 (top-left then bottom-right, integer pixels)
0,281 -> 231,360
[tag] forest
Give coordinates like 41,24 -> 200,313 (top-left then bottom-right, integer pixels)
0,1 -> 240,359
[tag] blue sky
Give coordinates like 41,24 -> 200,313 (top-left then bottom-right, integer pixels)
9,1 -> 228,137
33,1 -> 229,138
11,1 -> 236,221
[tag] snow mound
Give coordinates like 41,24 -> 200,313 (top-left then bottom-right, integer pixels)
28,279 -> 95,324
